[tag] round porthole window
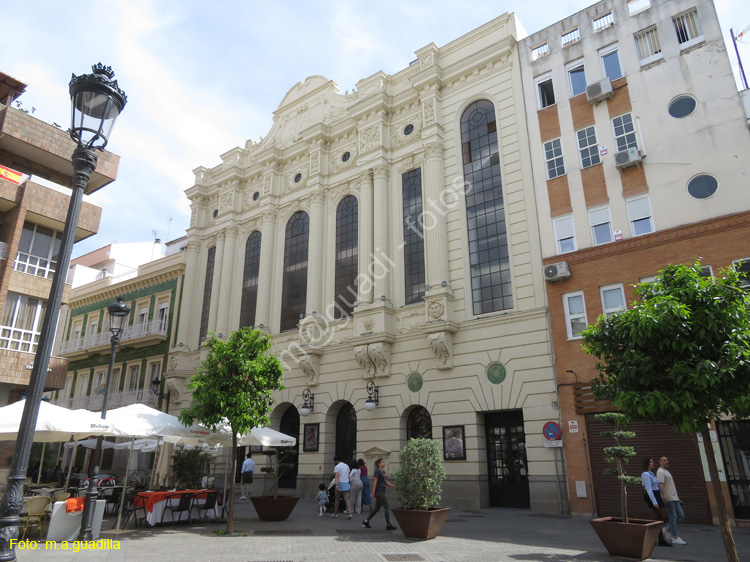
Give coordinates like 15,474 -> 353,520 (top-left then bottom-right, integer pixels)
668,95 -> 697,118
407,372 -> 423,392
687,174 -> 718,199
294,173 -> 302,183
342,151 -> 351,162
486,362 -> 507,385
212,209 -> 218,218
404,124 -> 414,136
253,191 -> 260,201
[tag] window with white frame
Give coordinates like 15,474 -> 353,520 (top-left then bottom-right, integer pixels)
14,222 -> 62,280
62,376 -> 72,400
135,303 -> 149,336
531,43 -> 549,61
563,291 -> 588,339
626,195 -> 654,236
733,259 -> 750,288
634,26 -> 662,63
588,206 -> 613,245
567,61 -> 586,96
544,139 -> 565,179
673,9 -> 702,46
126,364 -> 141,393
699,265 -> 713,278
561,28 -> 581,47
148,361 -> 162,390
536,75 -> 556,109
577,126 -> 600,168
612,113 -> 638,152
628,0 -> 651,16
553,216 -> 576,254
157,301 -> 169,332
600,283 -> 627,317
0,293 -> 47,353
600,46 -> 623,80
593,12 -> 615,32
76,372 -> 89,398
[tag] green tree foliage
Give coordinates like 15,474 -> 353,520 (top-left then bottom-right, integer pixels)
394,438 -> 446,510
171,445 -> 213,489
582,263 -> 750,562
179,328 -> 284,533
594,413 -> 641,523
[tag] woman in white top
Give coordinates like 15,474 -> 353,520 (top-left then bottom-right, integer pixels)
348,460 -> 363,514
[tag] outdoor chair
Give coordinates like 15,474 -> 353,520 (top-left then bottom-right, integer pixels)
191,491 -> 218,523
19,496 -> 51,539
160,492 -> 193,527
99,487 -> 120,515
115,492 -> 146,529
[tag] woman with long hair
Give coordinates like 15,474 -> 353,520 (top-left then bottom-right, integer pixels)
362,458 -> 397,530
641,457 -> 671,547
358,458 -> 372,512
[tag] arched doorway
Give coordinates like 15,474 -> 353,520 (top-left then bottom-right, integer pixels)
278,405 -> 300,489
335,403 -> 357,462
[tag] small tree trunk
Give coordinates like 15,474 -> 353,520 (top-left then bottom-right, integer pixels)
700,425 -> 738,562
228,432 -> 237,534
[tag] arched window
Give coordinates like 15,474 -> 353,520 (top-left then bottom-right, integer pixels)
334,196 -> 359,319
461,100 -> 513,314
239,231 -> 262,327
280,212 -> 310,331
407,406 -> 432,440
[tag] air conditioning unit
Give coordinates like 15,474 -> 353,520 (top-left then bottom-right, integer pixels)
586,78 -> 614,105
615,147 -> 642,170
544,262 -> 571,282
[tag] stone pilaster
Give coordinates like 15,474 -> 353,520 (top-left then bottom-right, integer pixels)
256,210 -> 278,330
215,226 -> 237,335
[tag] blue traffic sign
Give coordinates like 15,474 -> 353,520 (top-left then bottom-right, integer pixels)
543,421 -> 562,440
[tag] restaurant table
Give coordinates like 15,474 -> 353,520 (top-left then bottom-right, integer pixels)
45,499 -> 105,542
136,490 -> 219,526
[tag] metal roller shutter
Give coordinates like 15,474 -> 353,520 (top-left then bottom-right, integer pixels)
585,415 -> 711,524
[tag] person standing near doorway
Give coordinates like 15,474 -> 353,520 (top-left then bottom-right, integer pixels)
657,456 -> 686,545
641,457 -> 671,547
332,456 -> 352,518
240,453 -> 255,500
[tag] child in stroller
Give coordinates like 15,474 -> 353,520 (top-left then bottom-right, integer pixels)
325,477 -> 347,514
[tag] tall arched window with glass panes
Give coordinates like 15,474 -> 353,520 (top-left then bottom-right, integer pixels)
239,230 -> 262,327
334,195 -> 358,319
460,100 -> 512,315
280,211 -> 310,331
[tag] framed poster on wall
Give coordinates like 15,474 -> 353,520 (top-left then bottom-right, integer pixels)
443,425 -> 466,460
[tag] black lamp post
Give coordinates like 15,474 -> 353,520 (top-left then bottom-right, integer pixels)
77,297 -> 129,540
0,64 -> 126,562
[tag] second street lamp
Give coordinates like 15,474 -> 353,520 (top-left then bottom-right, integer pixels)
0,63 -> 126,562
78,297 -> 129,540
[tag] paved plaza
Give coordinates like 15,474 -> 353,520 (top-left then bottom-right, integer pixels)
14,498 -> 750,562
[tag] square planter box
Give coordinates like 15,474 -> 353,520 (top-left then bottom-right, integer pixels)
392,507 -> 451,540
590,516 -> 663,560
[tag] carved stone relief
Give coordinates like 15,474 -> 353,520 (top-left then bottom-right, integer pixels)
423,98 -> 436,127
391,113 -> 423,149
299,352 -> 321,386
427,331 -> 453,370
359,124 -> 381,154
367,342 -> 392,378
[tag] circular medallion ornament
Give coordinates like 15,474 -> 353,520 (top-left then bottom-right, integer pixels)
407,372 -> 423,392
487,362 -> 506,384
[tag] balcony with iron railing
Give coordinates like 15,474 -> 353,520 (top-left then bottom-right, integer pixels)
58,319 -> 169,357
52,388 -> 157,411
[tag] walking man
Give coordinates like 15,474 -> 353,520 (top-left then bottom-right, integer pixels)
240,452 -> 255,500
657,456 -> 686,545
332,456 -> 352,518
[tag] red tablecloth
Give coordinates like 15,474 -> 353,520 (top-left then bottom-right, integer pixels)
137,490 -> 212,513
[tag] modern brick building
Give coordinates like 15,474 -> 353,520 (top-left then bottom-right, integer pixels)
517,0 -> 750,523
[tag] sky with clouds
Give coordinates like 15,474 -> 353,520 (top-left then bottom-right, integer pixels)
1,0 -> 748,258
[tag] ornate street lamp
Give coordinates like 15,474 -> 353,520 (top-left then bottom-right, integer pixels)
299,389 -> 314,417
364,381 -> 379,412
78,297 -> 129,540
0,64 -> 126,562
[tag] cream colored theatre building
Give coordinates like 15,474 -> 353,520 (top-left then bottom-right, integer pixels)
166,12 -> 563,512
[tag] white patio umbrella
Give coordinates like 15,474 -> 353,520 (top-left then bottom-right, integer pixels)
0,400 -> 115,442
104,403 -> 216,444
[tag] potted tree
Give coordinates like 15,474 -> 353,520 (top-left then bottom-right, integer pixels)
179,328 -> 284,535
588,412 -> 662,560
251,448 -> 299,521
392,438 -> 450,540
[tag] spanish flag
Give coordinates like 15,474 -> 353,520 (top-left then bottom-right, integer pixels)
0,164 -> 26,185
